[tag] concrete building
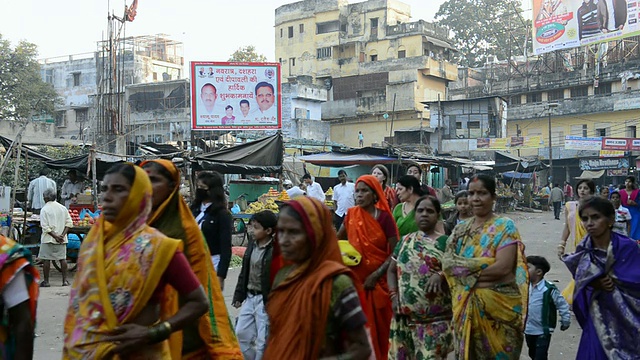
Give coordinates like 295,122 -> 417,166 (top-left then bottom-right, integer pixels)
445,40 -> 640,182
38,34 -> 184,145
275,0 -> 457,148
281,75 -> 330,141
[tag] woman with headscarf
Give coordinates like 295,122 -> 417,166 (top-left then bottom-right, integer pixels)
372,164 -> 399,210
265,197 -> 372,360
337,175 -> 399,360
141,160 -> 242,359
63,164 -> 208,359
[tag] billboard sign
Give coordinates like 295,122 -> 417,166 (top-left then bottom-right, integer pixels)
190,62 -> 281,130
475,136 -> 542,150
564,136 -> 602,150
601,137 -> 640,150
579,158 -> 629,170
532,0 -> 640,55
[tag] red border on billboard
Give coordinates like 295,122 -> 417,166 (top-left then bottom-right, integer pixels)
190,61 -> 282,131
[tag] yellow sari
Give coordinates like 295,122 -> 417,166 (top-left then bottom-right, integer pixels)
63,166 -> 182,359
561,201 -> 587,304
142,159 -> 242,359
442,216 -> 529,360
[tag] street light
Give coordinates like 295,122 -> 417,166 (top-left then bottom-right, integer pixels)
547,102 -> 559,183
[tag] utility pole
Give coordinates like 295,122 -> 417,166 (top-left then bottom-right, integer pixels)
547,103 -> 559,183
437,94 -> 442,153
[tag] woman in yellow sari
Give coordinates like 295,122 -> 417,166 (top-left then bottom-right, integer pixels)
557,179 -> 594,304
141,159 -> 242,359
63,163 -> 208,359
442,174 -> 529,360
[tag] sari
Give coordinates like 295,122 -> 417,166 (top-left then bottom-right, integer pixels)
0,235 -> 39,359
393,203 -> 418,237
63,166 -> 182,359
389,232 -> 453,360
265,197 -> 369,359
442,216 -> 529,360
563,232 -> 640,359
141,160 -> 242,359
384,186 -> 399,210
344,174 -> 397,360
620,188 -> 640,240
561,201 -> 588,304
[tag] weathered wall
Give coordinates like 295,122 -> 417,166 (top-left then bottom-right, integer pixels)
330,111 -> 421,147
0,120 -> 56,142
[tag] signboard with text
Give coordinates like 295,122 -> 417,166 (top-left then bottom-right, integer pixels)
532,0 -> 640,55
601,137 -> 640,151
475,136 -> 542,150
190,62 -> 281,130
579,158 -> 629,170
564,136 -> 602,151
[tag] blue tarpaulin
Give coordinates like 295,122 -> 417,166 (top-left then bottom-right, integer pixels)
502,171 -> 533,179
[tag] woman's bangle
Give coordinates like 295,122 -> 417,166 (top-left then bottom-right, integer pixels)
389,290 -> 398,298
148,321 -> 172,343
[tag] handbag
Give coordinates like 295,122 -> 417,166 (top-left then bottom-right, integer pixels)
338,240 -> 361,266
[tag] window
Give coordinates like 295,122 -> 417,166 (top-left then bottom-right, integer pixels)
289,57 -> 296,67
73,72 -> 81,87
627,125 -> 637,138
583,124 -> 588,137
398,50 -> 406,58
594,82 -> 612,95
55,111 -> 67,128
42,69 -> 54,84
570,86 -> 589,98
370,54 -> 378,62
468,121 -> 480,129
596,128 -> 607,136
370,18 -> 378,28
341,24 -> 347,32
75,109 -> 88,123
153,72 -> 158,81
547,89 -> 564,101
299,24 -> 304,33
456,122 -> 462,129
279,58 -> 282,64
288,26 -> 294,38
526,92 -> 542,103
510,95 -> 522,105
317,21 -> 340,34
317,47 -> 332,59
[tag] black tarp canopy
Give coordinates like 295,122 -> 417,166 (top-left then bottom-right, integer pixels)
194,133 -> 283,174
45,153 -> 124,180
0,135 -> 54,162
494,151 -> 546,173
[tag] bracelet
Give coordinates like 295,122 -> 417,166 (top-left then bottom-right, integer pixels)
389,290 -> 398,298
148,321 -> 172,343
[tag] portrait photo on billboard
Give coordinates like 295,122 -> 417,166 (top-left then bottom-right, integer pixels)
190,62 -> 281,130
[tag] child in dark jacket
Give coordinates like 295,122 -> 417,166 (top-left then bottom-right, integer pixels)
525,255 -> 571,360
232,210 -> 277,360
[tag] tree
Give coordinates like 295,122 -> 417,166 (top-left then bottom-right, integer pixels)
228,45 -> 268,62
0,34 -> 60,121
435,0 -> 529,68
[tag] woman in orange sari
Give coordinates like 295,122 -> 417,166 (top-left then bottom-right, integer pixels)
265,197 -> 372,359
63,164 -> 208,359
338,174 -> 399,360
141,159 -> 242,359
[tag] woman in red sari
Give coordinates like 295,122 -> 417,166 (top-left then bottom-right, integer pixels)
620,175 -> 640,240
338,174 -> 399,360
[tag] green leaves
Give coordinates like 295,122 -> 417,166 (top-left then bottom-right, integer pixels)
435,0 -> 530,67
228,45 -> 268,63
0,33 -> 60,121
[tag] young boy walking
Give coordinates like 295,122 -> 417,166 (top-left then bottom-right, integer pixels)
525,255 -> 571,360
232,211 -> 277,360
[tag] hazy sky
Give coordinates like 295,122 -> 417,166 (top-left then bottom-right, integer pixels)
1,0 -> 450,66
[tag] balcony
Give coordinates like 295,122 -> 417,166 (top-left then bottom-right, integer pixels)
359,56 -> 457,81
386,20 -> 449,41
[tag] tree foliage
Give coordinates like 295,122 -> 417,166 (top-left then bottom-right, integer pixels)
435,0 -> 529,68
0,34 -> 60,121
228,45 -> 268,62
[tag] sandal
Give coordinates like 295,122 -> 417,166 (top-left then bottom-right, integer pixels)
62,280 -> 70,286
40,281 -> 50,288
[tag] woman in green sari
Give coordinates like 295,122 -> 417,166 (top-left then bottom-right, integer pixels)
393,175 -> 424,237
387,195 -> 453,359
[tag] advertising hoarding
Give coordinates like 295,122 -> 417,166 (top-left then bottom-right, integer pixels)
532,0 -> 640,55
579,158 -> 629,170
564,136 -> 603,150
190,62 -> 281,131
475,136 -> 542,150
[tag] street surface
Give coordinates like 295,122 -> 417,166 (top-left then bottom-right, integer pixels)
34,209 -> 579,359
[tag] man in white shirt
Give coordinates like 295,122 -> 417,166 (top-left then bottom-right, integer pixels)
60,170 -> 85,208
302,174 -> 325,202
27,168 -> 57,213
39,189 -> 73,287
285,180 -> 306,199
332,170 -> 355,230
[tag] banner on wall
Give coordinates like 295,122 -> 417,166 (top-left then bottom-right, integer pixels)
190,62 -> 281,130
476,136 -> 542,150
532,0 -> 640,55
564,136 -> 602,150
601,137 -> 640,151
579,158 -> 629,170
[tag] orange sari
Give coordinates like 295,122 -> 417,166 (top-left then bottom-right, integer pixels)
344,175 -> 397,360
265,197 -> 368,359
141,160 -> 242,359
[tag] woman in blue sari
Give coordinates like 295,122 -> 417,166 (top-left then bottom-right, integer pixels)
563,196 -> 640,359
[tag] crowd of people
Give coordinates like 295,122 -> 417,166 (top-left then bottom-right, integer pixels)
2,162 -> 640,359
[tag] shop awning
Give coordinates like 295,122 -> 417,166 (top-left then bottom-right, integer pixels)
299,152 -> 396,166
502,171 -> 533,179
194,133 -> 283,174
576,170 -> 605,179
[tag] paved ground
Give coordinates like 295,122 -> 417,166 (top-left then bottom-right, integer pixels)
34,208 -> 580,359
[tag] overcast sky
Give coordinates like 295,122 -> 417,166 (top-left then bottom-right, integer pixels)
1,0 -> 531,70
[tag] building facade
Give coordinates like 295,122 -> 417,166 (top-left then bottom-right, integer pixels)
275,0 -> 457,148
